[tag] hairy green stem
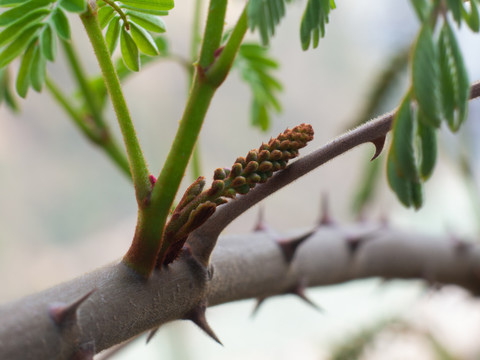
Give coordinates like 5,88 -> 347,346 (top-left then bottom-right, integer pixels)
80,5 -> 150,203
206,8 -> 248,86
198,0 -> 228,69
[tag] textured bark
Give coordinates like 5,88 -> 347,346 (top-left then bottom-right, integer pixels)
1,224 -> 480,359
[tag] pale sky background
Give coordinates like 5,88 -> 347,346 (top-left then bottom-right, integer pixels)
2,0 -> 480,359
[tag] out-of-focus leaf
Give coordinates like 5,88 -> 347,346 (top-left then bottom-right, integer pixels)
0,24 -> 41,68
120,26 -> 139,71
0,8 -> 49,47
30,44 -> 46,91
409,0 -> 430,22
300,0 -> 335,50
0,0 -> 29,6
463,0 -> 480,32
59,0 -> 86,13
0,0 -> 52,26
412,24 -> 441,127
51,8 -> 70,40
417,115 -> 437,180
16,40 -> 35,98
247,0 -> 289,46
446,0 -> 463,25
40,23 -> 56,61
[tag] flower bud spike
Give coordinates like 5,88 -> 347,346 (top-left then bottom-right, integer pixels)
183,302 -> 223,346
49,289 -> 96,328
277,230 -> 315,263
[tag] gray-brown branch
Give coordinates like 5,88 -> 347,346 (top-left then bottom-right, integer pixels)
1,225 -> 480,359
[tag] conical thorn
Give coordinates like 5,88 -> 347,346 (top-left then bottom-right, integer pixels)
49,289 -> 96,327
183,302 -> 223,346
277,230 -> 315,263
146,327 -> 160,344
253,206 -> 268,232
287,279 -> 322,312
318,194 -> 335,226
70,341 -> 95,360
370,135 -> 386,161
251,297 -> 267,318
448,233 -> 471,254
345,235 -> 365,254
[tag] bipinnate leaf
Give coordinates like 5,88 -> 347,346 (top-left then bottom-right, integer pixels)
412,23 -> 441,127
300,0 -> 335,50
51,8 -> 70,40
120,27 -> 139,71
16,41 -> 35,98
247,0 -> 288,46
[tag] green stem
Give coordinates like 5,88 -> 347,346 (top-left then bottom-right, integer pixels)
123,0 -> 230,276
80,5 -> 150,204
61,40 -> 104,129
206,8 -> 248,87
189,0 -> 205,180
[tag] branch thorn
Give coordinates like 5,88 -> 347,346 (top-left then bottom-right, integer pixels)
287,279 -> 322,312
70,341 -> 95,360
49,289 -> 96,328
251,297 -> 266,317
318,194 -> 335,226
277,230 -> 315,263
146,327 -> 160,344
370,135 -> 386,161
183,301 -> 222,346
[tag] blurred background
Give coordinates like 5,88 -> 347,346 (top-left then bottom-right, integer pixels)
2,0 -> 480,358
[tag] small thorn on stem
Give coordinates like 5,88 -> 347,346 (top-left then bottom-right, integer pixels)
318,194 -> 334,226
277,230 -> 315,263
70,341 -> 95,360
345,235 -> 366,254
146,327 -> 160,344
253,207 -> 268,232
370,135 -> 386,161
448,233 -> 471,254
183,302 -> 223,346
251,297 -> 267,317
287,279 -> 322,312
49,289 -> 96,328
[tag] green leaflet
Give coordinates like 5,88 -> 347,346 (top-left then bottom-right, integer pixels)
16,40 -> 35,98
300,0 -> 335,50
247,0 -> 288,46
51,8 -> 70,40
118,4 -> 168,15
129,22 -> 159,56
409,0 -> 430,22
0,23 -> 41,68
118,0 -> 173,11
0,0 -> 29,6
446,0 -> 462,25
105,16 -> 121,54
126,10 -> 166,33
417,115 -> 437,180
30,44 -> 46,91
0,68 -> 19,111
387,153 -> 423,209
0,0 -> 53,26
98,5 -> 115,29
391,92 -> 417,180
438,21 -> 469,131
412,23 -> 442,127
463,0 -> 480,32
40,23 -> 56,61
120,27 -> 139,71
0,8 -> 49,47
59,0 -> 86,13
